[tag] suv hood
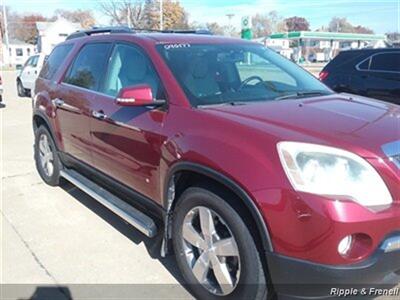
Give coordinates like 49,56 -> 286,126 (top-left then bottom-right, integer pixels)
205,94 -> 400,159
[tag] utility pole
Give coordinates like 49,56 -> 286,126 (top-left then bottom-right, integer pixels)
160,0 -> 163,30
2,3 -> 9,49
127,4 -> 132,28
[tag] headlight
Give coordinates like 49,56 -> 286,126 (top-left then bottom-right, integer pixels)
277,142 -> 392,208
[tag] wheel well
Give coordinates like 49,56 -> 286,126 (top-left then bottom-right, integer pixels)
32,115 -> 56,149
171,170 -> 271,272
33,115 -> 49,132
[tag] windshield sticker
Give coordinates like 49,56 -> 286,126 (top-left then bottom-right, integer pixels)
164,43 -> 191,50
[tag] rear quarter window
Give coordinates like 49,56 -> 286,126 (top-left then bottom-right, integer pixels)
370,53 -> 400,72
39,44 -> 74,80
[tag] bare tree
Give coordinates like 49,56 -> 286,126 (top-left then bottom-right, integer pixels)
100,0 -> 189,30
252,11 -> 287,38
100,0 -> 145,27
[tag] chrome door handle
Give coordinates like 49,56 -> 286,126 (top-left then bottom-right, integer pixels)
52,98 -> 64,107
92,110 -> 107,120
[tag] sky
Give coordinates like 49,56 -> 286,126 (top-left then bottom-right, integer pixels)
4,0 -> 400,34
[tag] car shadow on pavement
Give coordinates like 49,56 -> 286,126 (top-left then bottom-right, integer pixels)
17,286 -> 72,300
60,181 -> 188,288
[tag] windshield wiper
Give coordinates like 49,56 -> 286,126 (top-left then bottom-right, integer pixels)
198,101 -> 248,108
275,91 -> 329,101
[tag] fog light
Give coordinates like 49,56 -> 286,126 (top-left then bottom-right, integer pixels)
338,235 -> 353,256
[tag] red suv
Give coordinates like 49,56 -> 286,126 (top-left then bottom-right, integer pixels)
33,27 -> 400,299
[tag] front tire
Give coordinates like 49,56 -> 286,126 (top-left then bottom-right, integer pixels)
34,126 -> 62,186
172,187 -> 268,300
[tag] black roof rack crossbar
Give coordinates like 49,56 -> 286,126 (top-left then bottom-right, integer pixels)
66,26 -> 134,40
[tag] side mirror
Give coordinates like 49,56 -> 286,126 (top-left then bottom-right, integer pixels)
115,84 -> 164,106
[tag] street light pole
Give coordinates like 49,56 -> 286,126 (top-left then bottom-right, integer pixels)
160,0 -> 163,30
226,13 -> 234,36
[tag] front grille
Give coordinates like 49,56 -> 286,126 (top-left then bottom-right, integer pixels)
382,140 -> 400,169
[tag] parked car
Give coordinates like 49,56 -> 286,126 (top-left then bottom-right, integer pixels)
32,28 -> 400,300
17,53 -> 46,97
320,48 -> 400,105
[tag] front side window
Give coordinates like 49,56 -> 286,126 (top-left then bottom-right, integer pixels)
64,43 -> 112,91
40,44 -> 74,80
370,53 -> 400,72
157,44 -> 332,106
101,44 -> 164,98
16,48 -> 23,56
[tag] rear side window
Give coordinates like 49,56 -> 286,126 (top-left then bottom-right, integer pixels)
64,43 -> 112,91
39,44 -> 73,80
370,53 -> 400,72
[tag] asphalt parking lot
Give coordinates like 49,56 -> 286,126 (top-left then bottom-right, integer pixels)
1,70 -> 399,300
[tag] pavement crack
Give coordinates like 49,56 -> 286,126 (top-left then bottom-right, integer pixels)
1,210 -> 57,283
2,171 -> 34,179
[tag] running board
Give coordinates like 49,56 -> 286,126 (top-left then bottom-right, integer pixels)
60,169 -> 157,238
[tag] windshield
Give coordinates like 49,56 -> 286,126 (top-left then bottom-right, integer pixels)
157,43 -> 333,106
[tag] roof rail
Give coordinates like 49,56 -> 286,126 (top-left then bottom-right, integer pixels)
135,28 -> 212,35
66,26 -> 134,40
66,26 -> 212,40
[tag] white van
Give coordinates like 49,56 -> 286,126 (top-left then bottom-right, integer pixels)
17,53 -> 46,97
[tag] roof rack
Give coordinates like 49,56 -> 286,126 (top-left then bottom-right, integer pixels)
66,26 -> 133,40
135,28 -> 212,35
66,26 -> 212,40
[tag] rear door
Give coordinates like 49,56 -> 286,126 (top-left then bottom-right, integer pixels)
89,42 -> 167,201
56,42 -> 113,165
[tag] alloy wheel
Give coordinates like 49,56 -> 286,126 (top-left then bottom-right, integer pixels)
181,206 -> 241,296
38,134 -> 54,177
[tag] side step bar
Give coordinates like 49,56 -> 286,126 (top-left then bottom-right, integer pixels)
60,169 -> 157,238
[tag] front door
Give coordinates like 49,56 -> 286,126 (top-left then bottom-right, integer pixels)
90,43 -> 166,201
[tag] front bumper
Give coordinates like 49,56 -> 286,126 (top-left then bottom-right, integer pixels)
267,235 -> 400,299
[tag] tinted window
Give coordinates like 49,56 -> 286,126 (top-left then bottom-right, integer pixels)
31,55 -> 39,67
357,58 -> 370,70
39,44 -> 73,80
64,43 -> 112,91
101,44 -> 163,98
158,44 -> 331,106
370,53 -> 400,72
16,48 -> 23,56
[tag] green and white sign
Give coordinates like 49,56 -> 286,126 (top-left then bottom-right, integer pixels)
241,16 -> 251,30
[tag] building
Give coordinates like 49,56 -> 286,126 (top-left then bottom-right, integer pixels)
36,17 -> 82,54
267,31 -> 387,63
1,39 -> 36,68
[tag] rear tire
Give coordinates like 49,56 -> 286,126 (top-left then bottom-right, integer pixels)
172,187 -> 269,300
34,126 -> 62,186
17,79 -> 26,97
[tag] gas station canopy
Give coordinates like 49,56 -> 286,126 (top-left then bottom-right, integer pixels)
269,31 -> 386,41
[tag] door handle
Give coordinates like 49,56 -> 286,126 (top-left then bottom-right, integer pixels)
52,98 -> 64,107
92,110 -> 107,120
